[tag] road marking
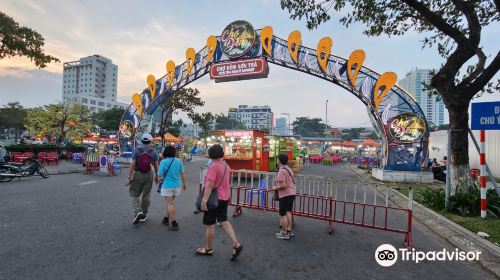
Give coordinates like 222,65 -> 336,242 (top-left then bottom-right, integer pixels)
78,180 -> 98,186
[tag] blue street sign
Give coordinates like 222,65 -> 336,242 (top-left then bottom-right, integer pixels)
471,101 -> 500,130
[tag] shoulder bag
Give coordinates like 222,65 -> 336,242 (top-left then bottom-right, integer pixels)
196,162 -> 227,211
157,158 -> 175,193
274,167 -> 295,201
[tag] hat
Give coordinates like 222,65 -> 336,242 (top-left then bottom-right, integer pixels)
141,133 -> 153,143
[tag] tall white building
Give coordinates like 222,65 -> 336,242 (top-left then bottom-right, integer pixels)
228,105 -> 273,131
62,55 -> 126,113
275,117 -> 288,135
399,68 -> 447,126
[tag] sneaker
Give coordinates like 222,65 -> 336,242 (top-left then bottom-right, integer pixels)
139,216 -> 148,223
275,231 -> 290,240
169,221 -> 179,231
162,217 -> 169,226
287,230 -> 295,237
133,212 -> 145,224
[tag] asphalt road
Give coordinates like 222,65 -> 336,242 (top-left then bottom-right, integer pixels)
0,158 -> 496,280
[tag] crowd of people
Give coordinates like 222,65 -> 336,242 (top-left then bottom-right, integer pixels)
125,133 -> 297,260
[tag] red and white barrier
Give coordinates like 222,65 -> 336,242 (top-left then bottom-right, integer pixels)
479,130 -> 487,218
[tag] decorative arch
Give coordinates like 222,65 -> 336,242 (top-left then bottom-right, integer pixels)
119,23 -> 429,170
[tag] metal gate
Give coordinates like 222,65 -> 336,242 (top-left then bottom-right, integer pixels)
199,168 -> 413,247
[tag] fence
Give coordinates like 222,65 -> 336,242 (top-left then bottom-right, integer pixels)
199,168 -> 414,247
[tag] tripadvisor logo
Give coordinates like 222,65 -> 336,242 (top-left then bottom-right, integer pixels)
375,244 -> 481,267
220,20 -> 256,59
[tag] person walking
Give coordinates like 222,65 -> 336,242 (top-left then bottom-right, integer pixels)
127,133 -> 159,224
158,145 -> 187,230
196,144 -> 243,260
274,154 -> 296,240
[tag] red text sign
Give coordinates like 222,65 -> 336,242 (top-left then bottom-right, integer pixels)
209,57 -> 269,82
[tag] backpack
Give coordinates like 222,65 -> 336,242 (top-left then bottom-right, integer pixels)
136,147 -> 153,173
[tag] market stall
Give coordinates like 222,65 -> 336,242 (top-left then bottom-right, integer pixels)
215,130 -> 269,171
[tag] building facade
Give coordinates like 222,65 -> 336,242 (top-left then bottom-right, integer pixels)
275,117 -> 288,135
399,68 -> 446,126
228,105 -> 273,131
62,55 -> 126,113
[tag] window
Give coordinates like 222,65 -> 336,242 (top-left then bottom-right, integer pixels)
90,100 -> 96,105
82,98 -> 88,103
107,103 -> 111,108
98,102 -> 105,106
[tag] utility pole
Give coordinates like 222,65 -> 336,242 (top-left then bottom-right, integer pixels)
326,99 -> 329,128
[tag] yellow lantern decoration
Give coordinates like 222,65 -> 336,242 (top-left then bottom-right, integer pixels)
347,49 -> 366,87
287,30 -> 301,64
316,37 -> 332,73
185,48 -> 196,77
132,93 -> 143,116
166,60 -> 176,88
260,26 -> 273,56
147,74 -> 156,99
373,72 -> 397,109
206,35 -> 217,65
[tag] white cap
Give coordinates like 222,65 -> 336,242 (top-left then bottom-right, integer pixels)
141,133 -> 153,143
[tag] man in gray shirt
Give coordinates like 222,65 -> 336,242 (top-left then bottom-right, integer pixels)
127,133 -> 159,224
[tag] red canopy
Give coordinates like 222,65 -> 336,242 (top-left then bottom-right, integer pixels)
341,141 -> 357,147
361,138 -> 382,147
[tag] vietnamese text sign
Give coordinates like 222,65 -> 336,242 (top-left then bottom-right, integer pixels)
209,57 -> 269,83
471,102 -> 500,130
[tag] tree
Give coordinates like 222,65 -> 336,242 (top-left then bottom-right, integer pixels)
341,127 -> 366,141
281,0 -> 499,191
0,102 -> 26,143
93,107 -> 126,131
158,87 -> 204,146
0,12 -> 59,68
292,117 -> 327,137
25,103 -> 92,144
214,114 -> 246,130
189,112 -> 216,149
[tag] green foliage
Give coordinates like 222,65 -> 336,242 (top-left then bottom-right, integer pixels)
188,112 -> 216,147
93,107 -> 125,131
25,103 -> 92,143
322,158 -> 333,165
341,127 -> 365,141
416,187 -> 446,211
6,144 -> 85,154
0,102 -> 27,142
0,11 -> 59,68
292,117 -> 326,137
215,114 -> 246,130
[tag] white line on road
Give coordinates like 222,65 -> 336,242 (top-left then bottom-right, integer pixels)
77,180 -> 99,186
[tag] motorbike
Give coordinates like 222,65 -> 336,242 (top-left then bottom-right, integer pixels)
0,157 -> 49,182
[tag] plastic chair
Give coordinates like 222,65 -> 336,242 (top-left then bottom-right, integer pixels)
246,177 -> 267,205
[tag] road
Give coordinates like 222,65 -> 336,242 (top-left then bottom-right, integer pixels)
0,158 -> 496,279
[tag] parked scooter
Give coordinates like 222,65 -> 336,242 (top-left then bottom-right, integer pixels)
0,157 -> 49,182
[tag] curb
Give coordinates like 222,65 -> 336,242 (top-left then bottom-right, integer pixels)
350,166 -> 500,278
48,169 -> 85,175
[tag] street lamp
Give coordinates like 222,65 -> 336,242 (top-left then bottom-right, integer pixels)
281,113 -> 291,135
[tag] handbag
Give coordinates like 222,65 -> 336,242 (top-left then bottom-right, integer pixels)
157,158 -> 175,193
196,162 -> 227,211
274,167 -> 295,201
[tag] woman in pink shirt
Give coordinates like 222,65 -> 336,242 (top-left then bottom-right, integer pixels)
274,154 -> 296,240
196,144 -> 243,260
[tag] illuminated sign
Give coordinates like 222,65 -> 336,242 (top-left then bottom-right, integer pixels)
220,20 -> 256,59
388,113 -> 426,143
210,57 -> 269,83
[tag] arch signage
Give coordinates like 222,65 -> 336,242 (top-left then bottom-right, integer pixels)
220,20 -> 256,59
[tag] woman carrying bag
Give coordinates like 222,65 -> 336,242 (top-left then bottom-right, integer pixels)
158,145 -> 187,231
196,144 -> 243,261
273,154 -> 297,240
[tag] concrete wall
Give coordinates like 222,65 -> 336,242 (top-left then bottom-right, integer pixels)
372,168 -> 434,183
429,130 -> 500,177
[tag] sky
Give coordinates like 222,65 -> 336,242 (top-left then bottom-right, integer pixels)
0,0 -> 498,127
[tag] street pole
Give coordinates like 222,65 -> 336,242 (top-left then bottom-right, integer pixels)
468,128 -> 499,195
326,99 -> 329,127
445,128 -> 451,207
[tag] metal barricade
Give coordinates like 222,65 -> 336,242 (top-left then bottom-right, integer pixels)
84,152 -> 99,174
199,168 -> 413,247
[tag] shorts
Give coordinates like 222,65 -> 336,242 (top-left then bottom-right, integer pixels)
279,195 -> 295,216
203,200 -> 228,225
160,187 -> 181,197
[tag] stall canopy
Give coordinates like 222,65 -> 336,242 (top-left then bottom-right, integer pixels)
164,133 -> 182,142
341,141 -> 357,147
361,138 -> 382,147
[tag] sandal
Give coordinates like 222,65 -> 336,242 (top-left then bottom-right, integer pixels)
230,244 -> 243,261
195,247 -> 213,256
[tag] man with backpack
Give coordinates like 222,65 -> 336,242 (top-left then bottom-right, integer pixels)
127,133 -> 160,224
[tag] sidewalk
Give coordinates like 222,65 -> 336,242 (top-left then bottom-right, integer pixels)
349,165 -> 500,278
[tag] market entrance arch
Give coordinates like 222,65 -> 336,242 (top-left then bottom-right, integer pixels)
119,21 -> 429,171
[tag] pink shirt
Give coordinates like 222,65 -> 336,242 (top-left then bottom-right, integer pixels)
276,166 -> 296,198
204,160 -> 230,201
